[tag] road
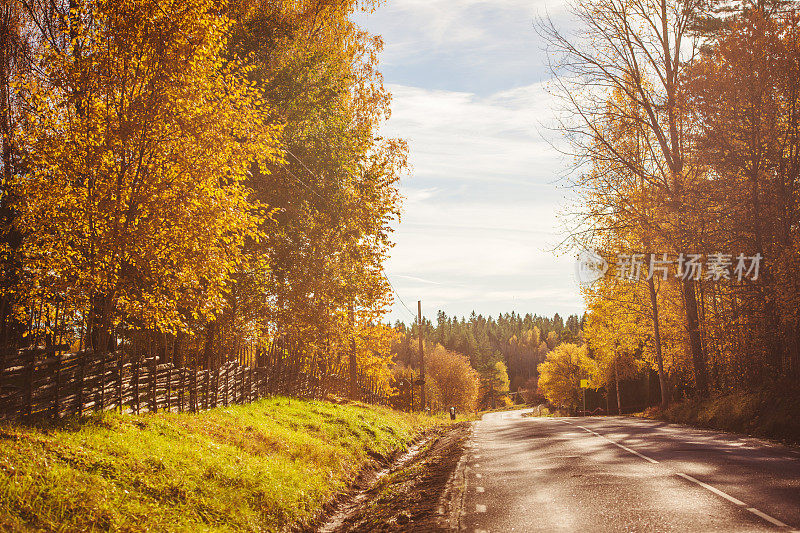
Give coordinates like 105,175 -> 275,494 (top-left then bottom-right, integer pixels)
459,410 -> 800,532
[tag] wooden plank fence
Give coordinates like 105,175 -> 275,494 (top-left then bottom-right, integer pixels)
0,345 -> 390,421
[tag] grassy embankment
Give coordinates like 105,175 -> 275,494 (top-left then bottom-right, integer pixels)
643,385 -> 800,444
0,397 -> 441,532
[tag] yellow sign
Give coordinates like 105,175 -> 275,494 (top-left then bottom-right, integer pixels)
580,379 -> 589,389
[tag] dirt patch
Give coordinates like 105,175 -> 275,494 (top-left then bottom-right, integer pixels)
318,422 -> 472,532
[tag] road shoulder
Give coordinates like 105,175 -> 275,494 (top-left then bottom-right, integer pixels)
320,421 -> 473,532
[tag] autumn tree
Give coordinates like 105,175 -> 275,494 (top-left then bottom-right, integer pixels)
583,280 -> 648,413
537,343 -> 597,411
543,0 -> 714,398
424,344 -> 480,413
207,0 -> 406,389
15,0 -> 282,349
480,360 -> 510,409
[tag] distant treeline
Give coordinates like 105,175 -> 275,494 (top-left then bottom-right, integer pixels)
392,311 -> 584,395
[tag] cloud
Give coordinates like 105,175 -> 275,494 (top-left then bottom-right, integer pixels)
366,0 -> 572,48
384,82 -> 568,185
355,0 -> 575,96
355,2 -> 585,321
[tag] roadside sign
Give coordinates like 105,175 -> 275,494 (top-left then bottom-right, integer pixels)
580,379 -> 589,389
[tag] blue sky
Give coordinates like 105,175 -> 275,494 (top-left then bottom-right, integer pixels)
354,0 -> 585,323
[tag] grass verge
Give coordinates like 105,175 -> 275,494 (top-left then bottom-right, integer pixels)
642,386 -> 800,444
0,397 -> 440,532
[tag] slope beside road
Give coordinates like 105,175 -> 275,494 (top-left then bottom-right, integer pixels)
458,410 -> 800,532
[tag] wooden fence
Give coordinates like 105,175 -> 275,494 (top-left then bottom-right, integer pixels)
0,345 -> 390,421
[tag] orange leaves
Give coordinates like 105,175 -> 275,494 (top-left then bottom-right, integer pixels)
15,0 -> 282,333
537,344 -> 595,410
424,345 -> 480,413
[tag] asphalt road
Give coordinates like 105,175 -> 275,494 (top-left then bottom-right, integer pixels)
460,410 -> 800,532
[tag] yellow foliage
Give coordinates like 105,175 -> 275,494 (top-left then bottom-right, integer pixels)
424,344 -> 480,413
537,343 -> 596,410
15,0 -> 282,334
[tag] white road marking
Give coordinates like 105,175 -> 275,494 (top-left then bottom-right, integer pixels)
676,463 -> 795,529
476,486 -> 485,493
476,504 -> 487,513
576,425 -> 660,464
566,421 -> 798,531
675,473 -> 746,506
475,473 -> 482,479
746,507 -> 789,528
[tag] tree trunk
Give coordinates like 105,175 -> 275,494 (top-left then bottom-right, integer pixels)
681,278 -> 709,398
203,321 -> 216,370
90,293 -> 114,353
647,265 -> 669,408
349,305 -> 357,400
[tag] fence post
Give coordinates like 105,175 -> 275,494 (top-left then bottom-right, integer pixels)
239,365 -> 243,403
149,357 -> 157,413
133,360 -> 140,415
178,368 -> 185,412
204,369 -> 210,410
166,367 -> 172,413
248,366 -> 253,403
238,365 -> 243,404
52,352 -> 61,419
24,351 -> 34,418
224,365 -> 229,407
77,351 -> 87,417
188,368 -> 195,412
117,355 -> 123,412
99,352 -> 106,412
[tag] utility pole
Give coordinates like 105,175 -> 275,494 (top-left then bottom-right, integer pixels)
418,300 -> 426,411
580,379 -> 588,415
349,304 -> 357,400
614,352 -> 622,415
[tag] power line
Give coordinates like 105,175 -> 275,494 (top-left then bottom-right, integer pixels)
279,151 -> 418,321
277,162 -> 327,201
382,267 -> 417,319
285,149 -> 343,190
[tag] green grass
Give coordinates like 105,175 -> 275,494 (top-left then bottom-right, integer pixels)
0,397 -> 439,532
642,386 -> 800,444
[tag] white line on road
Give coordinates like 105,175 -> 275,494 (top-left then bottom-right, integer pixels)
675,473 -> 746,506
747,507 -> 790,528
676,473 -> 794,529
563,420 -> 796,531
575,425 -> 660,464
475,473 -> 482,479
476,486 -> 485,493
476,504 -> 487,513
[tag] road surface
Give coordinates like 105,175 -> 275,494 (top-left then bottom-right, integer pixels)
459,410 -> 800,532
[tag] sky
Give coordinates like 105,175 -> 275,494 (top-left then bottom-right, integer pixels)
353,0 -> 585,324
